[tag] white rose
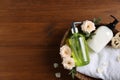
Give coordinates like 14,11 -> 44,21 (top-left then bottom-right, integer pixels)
60,45 -> 72,58
62,57 -> 75,70
81,20 -> 96,33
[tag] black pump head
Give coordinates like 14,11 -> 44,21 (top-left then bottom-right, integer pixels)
107,15 -> 119,30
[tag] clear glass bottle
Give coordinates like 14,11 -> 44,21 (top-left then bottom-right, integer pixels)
68,22 -> 90,66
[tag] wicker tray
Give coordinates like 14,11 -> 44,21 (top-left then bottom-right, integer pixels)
60,17 -> 120,79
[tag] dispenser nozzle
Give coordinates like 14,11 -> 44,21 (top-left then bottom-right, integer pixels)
107,15 -> 119,30
71,22 -> 81,34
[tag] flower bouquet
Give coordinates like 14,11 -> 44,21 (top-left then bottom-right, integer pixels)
59,15 -> 120,80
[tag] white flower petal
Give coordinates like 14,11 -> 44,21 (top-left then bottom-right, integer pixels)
96,67 -> 103,74
55,72 -> 61,78
53,63 -> 59,68
117,54 -> 120,62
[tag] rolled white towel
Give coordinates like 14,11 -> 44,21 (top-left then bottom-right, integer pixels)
77,46 -> 120,80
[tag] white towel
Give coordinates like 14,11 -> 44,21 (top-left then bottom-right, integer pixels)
77,46 -> 120,80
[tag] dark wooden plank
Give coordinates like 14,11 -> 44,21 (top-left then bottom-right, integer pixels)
0,0 -> 119,80
0,23 -> 69,48
0,47 -> 75,80
0,0 -> 119,23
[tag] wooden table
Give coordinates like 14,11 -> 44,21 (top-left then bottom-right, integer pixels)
0,0 -> 120,80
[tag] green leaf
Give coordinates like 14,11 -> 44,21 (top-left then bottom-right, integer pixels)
69,67 -> 76,79
88,32 -> 96,39
93,17 -> 101,25
85,32 -> 96,40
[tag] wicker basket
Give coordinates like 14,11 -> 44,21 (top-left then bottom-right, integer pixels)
60,17 -> 120,79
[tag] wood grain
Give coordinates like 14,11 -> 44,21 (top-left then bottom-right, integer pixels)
0,0 -> 119,80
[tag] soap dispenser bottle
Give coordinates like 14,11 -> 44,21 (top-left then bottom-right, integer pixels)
87,15 -> 119,53
68,22 -> 90,66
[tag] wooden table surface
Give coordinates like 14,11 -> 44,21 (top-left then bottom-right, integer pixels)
0,0 -> 120,80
